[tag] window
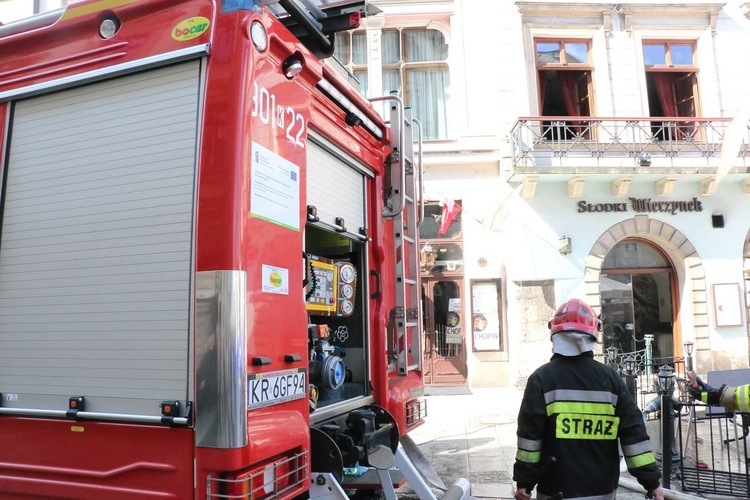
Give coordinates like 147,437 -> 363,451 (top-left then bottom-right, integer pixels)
333,31 -> 369,95
335,28 -> 451,141
535,39 -> 593,139
643,41 -> 699,140
419,201 -> 462,275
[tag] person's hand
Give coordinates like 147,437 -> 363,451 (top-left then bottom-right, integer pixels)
687,370 -> 723,405
647,486 -> 665,500
514,487 -> 532,500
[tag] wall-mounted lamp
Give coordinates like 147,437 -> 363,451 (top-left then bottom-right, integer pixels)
656,176 -> 677,196
638,152 -> 652,167
559,235 -> 572,255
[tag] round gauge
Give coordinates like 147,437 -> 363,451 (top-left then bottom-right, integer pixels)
341,284 -> 354,299
340,300 -> 354,315
339,264 -> 356,284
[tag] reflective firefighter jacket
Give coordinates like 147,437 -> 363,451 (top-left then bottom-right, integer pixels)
711,384 -> 750,413
513,352 -> 660,499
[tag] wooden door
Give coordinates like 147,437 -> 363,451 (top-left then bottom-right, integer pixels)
421,278 -> 468,386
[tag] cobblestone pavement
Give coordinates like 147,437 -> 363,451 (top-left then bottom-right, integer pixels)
390,388 -> 711,499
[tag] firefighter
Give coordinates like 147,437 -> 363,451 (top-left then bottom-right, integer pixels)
513,298 -> 664,500
687,371 -> 750,413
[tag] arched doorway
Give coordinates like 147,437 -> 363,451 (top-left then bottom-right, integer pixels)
584,215 -> 707,370
600,240 -> 678,359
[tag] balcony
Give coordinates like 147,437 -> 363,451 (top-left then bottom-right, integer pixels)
507,117 -> 750,197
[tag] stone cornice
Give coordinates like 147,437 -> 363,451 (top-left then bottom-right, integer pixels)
516,2 -> 726,35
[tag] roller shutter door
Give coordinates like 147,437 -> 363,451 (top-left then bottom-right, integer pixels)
306,134 -> 371,232
0,61 -> 200,417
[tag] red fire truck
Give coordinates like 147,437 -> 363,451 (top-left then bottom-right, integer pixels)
0,0 -> 469,498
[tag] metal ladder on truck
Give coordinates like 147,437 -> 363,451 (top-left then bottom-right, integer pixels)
311,96 -> 470,500
370,94 -> 424,376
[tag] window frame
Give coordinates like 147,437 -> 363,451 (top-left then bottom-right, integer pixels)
334,25 -> 451,141
534,37 -> 595,138
642,40 -> 697,70
535,38 -> 592,68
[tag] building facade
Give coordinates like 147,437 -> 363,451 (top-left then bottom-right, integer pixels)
2,0 -> 749,389
341,0 -> 750,388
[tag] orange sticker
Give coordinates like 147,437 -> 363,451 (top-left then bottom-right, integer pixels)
172,17 -> 210,42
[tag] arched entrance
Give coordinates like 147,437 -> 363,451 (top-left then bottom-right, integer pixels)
583,215 -> 708,367
600,240 -> 676,358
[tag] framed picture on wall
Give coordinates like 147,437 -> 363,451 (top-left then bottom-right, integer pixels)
712,283 -> 743,327
470,280 -> 503,351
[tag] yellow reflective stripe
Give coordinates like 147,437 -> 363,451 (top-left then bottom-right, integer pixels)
737,385 -> 750,413
546,401 -> 615,416
61,0 -> 142,21
625,451 -> 656,469
701,392 -> 709,404
556,413 -> 619,440
515,449 -> 542,463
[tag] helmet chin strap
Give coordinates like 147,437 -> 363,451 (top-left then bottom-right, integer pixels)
552,331 -> 597,356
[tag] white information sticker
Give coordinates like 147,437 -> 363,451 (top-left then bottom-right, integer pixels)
250,141 -> 300,230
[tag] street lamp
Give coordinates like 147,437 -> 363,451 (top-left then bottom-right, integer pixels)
683,340 -> 694,372
657,364 -> 676,489
624,355 -> 637,403
606,346 -> 619,367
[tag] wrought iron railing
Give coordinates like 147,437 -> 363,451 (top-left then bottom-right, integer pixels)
606,348 -> 686,410
678,403 -> 750,498
509,116 -> 750,168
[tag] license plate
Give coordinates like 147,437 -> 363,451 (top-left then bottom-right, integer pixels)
247,368 -> 306,410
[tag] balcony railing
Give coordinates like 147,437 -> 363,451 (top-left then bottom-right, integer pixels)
509,116 -> 750,169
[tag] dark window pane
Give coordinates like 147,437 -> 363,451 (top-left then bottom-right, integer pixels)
671,44 -> 693,65
537,42 -> 560,64
644,44 -> 666,66
419,202 -> 462,240
565,42 -> 588,64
